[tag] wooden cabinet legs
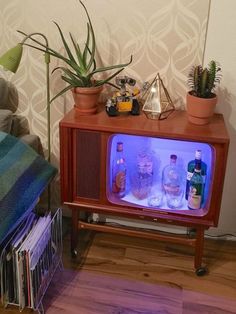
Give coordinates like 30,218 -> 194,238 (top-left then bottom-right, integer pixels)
194,227 -> 208,276
72,215 -> 208,275
71,208 -> 79,258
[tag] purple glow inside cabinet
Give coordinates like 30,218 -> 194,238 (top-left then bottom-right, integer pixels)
60,108 -> 229,275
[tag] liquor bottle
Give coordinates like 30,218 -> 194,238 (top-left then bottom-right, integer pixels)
185,150 -> 207,201
131,151 -> 153,200
188,161 -> 203,210
112,142 -> 126,198
162,154 -> 185,209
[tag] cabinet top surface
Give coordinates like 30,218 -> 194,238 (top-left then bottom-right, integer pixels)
60,107 -> 229,143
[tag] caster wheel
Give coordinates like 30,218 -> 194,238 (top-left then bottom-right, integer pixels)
71,249 -> 78,259
196,267 -> 208,276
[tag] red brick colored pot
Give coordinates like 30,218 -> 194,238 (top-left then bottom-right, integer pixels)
72,85 -> 103,115
186,92 -> 217,125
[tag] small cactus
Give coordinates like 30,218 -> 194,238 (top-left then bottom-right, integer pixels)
187,60 -> 222,98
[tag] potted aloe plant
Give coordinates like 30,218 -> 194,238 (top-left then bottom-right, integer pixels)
19,0 -> 132,115
186,60 -> 222,125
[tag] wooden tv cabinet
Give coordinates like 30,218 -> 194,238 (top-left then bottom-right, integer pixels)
59,107 -> 229,275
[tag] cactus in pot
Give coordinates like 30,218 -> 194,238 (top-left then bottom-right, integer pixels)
187,60 -> 222,98
186,60 -> 222,125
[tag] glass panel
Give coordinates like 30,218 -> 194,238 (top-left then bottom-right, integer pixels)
107,134 -> 213,215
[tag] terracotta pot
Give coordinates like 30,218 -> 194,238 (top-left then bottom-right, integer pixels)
72,85 -> 103,115
186,92 -> 217,125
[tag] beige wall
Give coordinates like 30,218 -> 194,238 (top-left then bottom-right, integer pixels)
3,0 -> 235,236
204,0 -> 236,235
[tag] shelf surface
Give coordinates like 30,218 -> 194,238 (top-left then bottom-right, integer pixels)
60,107 -> 229,144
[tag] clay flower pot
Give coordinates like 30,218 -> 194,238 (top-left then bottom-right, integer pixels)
186,92 -> 217,125
72,85 -> 103,115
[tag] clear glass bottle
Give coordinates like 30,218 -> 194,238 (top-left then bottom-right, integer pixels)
112,142 -> 126,198
187,161 -> 203,210
185,150 -> 207,201
162,154 -> 184,209
131,151 -> 153,200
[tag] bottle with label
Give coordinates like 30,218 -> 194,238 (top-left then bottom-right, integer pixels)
162,154 -> 185,209
112,142 -> 126,198
131,151 -> 153,200
188,161 -> 203,210
185,150 -> 207,201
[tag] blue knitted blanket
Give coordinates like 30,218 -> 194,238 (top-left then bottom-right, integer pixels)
0,131 -> 57,244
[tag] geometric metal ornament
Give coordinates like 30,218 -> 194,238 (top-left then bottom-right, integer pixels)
142,73 -> 175,120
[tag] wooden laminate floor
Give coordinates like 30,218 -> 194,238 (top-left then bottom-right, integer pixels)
1,226 -> 236,313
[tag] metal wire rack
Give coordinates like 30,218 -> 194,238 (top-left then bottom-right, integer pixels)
0,208 -> 63,314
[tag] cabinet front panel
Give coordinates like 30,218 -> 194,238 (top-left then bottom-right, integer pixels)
75,130 -> 101,200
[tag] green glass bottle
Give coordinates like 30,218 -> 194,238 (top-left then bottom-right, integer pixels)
187,161 -> 203,210
185,150 -> 207,201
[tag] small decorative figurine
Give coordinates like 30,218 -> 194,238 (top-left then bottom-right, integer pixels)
106,76 -> 140,116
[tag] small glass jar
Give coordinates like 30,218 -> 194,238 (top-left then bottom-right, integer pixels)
148,183 -> 164,208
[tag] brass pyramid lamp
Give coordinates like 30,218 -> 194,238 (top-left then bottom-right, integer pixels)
142,73 -> 175,120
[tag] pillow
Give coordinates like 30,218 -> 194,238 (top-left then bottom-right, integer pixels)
7,81 -> 19,113
0,109 -> 13,133
0,78 -> 19,112
11,115 -> 30,137
0,78 -> 8,107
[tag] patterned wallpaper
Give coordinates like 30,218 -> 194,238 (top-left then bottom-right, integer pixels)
0,0 -> 210,207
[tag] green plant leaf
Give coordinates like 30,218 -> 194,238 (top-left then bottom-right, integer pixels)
69,32 -> 86,72
61,75 -> 83,86
200,68 -> 208,97
52,66 -> 89,86
78,0 -> 96,71
82,23 -> 90,65
18,30 -> 77,68
90,55 -> 133,76
93,67 -> 125,86
53,21 -> 77,64
208,60 -> 216,92
50,84 -> 73,103
85,43 -> 96,72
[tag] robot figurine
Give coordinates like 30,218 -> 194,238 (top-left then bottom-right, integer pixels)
106,76 -> 140,116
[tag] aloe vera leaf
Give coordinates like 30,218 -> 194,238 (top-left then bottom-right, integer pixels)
78,0 -> 96,71
61,75 -> 85,87
52,66 -> 84,81
22,40 -> 76,69
82,23 -> 90,65
69,33 -> 86,72
93,67 -> 125,86
49,84 -> 73,103
54,67 -> 90,87
53,21 -> 77,64
85,44 -> 96,71
18,30 -> 70,63
90,55 -> 132,76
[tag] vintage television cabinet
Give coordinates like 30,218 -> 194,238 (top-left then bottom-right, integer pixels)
59,108 -> 229,275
